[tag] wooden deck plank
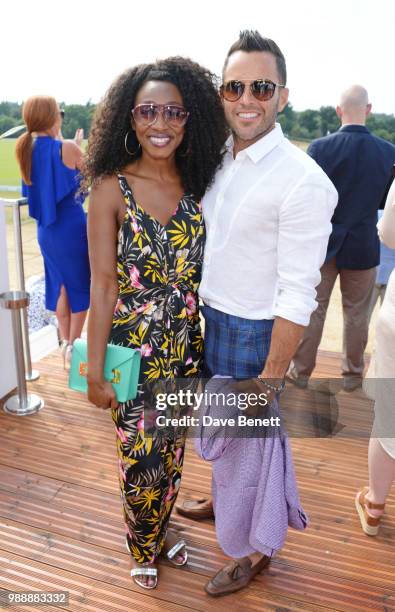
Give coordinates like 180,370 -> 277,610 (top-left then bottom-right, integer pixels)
2,521 -> 387,612
0,550 -> 198,612
0,547 -> 336,612
0,349 -> 394,611
1,464 -> 390,599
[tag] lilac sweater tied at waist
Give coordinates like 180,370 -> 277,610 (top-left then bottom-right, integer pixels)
194,376 -> 308,559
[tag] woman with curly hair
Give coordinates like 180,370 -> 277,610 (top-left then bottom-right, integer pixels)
85,57 -> 227,589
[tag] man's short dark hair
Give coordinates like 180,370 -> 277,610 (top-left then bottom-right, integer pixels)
223,30 -> 287,85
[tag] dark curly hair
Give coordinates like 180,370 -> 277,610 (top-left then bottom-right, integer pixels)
83,57 -> 228,200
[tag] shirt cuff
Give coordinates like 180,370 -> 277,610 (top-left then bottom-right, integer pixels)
273,291 -> 317,326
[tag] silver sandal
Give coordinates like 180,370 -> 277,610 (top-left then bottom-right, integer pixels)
165,538 -> 188,566
60,340 -> 72,371
130,565 -> 158,590
126,537 -> 158,589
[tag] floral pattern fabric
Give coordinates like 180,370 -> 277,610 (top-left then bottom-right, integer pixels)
110,174 -> 204,564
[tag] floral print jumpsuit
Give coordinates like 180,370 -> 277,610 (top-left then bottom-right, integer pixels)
110,175 -> 204,564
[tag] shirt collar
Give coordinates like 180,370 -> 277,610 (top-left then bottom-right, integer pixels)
225,123 -> 285,164
339,124 -> 370,134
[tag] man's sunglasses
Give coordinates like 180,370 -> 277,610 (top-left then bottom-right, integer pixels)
132,103 -> 189,127
220,79 -> 284,102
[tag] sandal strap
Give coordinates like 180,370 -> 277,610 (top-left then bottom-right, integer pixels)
131,567 -> 157,577
365,499 -> 385,510
167,539 -> 186,560
360,488 -> 385,510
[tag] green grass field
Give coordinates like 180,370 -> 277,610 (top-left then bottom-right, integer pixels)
0,139 -> 21,200
0,139 -> 20,185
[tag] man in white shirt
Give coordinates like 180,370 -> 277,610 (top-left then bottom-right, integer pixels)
176,30 -> 338,596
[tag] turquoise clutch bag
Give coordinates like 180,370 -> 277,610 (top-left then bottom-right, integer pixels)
68,338 -> 141,402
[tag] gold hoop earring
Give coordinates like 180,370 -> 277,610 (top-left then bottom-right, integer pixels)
124,130 -> 141,156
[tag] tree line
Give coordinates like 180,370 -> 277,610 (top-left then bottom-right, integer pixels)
1,100 -> 394,143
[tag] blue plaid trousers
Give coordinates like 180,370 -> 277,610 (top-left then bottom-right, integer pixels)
201,304 -> 274,379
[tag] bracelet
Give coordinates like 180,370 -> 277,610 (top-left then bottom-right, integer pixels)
256,376 -> 285,394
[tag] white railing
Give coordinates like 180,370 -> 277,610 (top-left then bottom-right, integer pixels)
0,185 -> 21,192
1,197 -> 39,381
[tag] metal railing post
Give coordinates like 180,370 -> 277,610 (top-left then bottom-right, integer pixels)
0,291 -> 43,415
13,198 -> 40,380
4,197 -> 39,381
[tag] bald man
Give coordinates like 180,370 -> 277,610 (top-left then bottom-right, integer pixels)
288,85 -> 395,392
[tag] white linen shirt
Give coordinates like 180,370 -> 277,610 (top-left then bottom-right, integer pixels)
199,124 -> 338,326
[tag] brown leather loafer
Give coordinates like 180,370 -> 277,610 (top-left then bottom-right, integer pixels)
176,497 -> 214,520
205,555 -> 271,597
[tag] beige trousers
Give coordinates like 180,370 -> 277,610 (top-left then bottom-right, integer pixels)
290,258 -> 376,379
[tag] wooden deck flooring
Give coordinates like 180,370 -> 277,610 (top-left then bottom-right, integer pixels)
0,350 -> 394,611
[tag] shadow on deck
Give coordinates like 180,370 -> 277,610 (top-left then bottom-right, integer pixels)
0,350 -> 394,611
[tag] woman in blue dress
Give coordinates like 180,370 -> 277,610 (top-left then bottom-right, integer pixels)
15,96 -> 90,366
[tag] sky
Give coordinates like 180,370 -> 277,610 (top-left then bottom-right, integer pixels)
2,0 -> 394,114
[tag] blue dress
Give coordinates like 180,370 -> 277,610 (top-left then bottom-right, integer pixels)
22,136 -> 90,312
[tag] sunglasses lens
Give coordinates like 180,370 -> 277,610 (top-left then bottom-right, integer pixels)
133,104 -> 188,127
60,110 -> 65,119
164,106 -> 189,126
222,81 -> 244,101
221,80 -> 277,102
251,80 -> 276,101
134,104 -> 158,124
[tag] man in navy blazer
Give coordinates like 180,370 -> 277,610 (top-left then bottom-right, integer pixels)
289,85 -> 395,391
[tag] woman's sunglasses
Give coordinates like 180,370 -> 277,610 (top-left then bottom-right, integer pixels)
59,109 -> 65,119
132,103 -> 189,128
220,79 -> 284,102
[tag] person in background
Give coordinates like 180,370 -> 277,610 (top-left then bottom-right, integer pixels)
288,86 -> 395,393
26,274 -> 57,332
84,58 -> 226,590
356,180 -> 395,535
367,199 -> 395,324
15,95 -> 90,368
